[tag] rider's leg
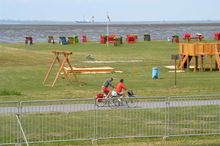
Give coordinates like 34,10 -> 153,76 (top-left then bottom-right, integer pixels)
107,89 -> 112,98
120,89 -> 125,97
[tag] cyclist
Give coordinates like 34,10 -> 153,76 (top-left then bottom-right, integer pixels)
116,79 -> 128,97
101,78 -> 115,98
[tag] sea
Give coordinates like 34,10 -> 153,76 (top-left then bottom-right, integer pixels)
0,21 -> 220,43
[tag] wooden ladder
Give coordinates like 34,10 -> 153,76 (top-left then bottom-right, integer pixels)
215,44 -> 220,71
179,55 -> 189,69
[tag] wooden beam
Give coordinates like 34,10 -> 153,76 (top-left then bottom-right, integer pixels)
179,55 -> 188,69
209,56 -> 212,72
52,58 -> 66,87
194,56 -> 197,72
43,54 -> 58,85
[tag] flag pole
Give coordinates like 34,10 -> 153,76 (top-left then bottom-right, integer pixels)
107,12 -> 109,47
107,19 -> 109,47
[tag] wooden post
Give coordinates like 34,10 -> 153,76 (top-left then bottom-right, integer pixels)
200,55 -> 204,72
196,56 -> 198,70
210,56 -> 212,72
194,56 -> 197,72
66,54 -> 78,81
187,56 -> 189,70
43,54 -> 58,85
52,58 -> 66,87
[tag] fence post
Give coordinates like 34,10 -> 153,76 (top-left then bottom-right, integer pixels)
164,96 -> 170,139
16,101 -> 22,145
218,100 -> 220,134
92,98 -> 97,144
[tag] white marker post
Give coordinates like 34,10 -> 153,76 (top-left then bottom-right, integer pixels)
107,13 -> 111,47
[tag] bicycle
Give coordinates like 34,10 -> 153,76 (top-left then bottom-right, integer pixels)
96,90 -> 137,108
112,90 -> 137,108
95,93 -> 115,107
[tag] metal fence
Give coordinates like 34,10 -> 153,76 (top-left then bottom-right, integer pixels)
1,95 -> 220,145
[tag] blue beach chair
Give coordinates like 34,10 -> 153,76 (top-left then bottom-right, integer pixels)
59,37 -> 68,45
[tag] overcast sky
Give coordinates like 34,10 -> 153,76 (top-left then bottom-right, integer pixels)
0,0 -> 219,22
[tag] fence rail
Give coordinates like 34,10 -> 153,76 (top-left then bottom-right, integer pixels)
1,95 -> 220,145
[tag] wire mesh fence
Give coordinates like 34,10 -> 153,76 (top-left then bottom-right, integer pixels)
0,95 -> 220,145
0,101 -> 19,145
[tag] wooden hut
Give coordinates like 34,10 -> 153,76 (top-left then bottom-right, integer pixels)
179,43 -> 220,72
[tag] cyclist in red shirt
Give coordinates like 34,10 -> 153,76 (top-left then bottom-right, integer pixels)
116,79 -> 128,97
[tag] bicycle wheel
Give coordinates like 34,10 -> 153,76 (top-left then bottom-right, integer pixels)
96,98 -> 106,107
112,97 -> 121,107
120,98 -> 129,106
107,98 -> 115,107
126,97 -> 137,108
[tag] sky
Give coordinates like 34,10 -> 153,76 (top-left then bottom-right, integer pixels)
0,0 -> 219,22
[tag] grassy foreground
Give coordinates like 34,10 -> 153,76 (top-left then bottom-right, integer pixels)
1,40 -> 220,145
30,135 -> 220,146
1,105 -> 220,145
0,40 -> 220,101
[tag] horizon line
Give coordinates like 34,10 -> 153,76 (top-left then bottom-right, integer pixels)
1,19 -> 220,22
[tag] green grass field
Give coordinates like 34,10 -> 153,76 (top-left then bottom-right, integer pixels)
1,104 -> 220,146
0,40 -> 220,101
1,40 -> 220,145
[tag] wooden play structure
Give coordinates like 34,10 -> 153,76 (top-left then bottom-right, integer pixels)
43,51 -> 115,87
43,51 -> 78,87
179,43 -> 220,72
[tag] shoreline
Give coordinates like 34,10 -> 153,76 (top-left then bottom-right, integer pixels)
1,22 -> 220,27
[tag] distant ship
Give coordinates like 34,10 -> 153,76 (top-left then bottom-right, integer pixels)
75,20 -> 92,24
75,16 -> 94,24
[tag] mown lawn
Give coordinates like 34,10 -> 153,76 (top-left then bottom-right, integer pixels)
0,41 -> 220,101
1,40 -> 220,145
1,103 -> 220,145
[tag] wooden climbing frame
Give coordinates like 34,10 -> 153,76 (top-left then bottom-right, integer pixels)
179,43 -> 220,72
43,51 -> 78,87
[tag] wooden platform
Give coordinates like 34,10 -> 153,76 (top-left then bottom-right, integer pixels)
64,66 -> 114,73
179,43 -> 220,72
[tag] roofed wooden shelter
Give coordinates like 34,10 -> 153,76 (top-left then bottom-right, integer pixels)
179,43 -> 220,72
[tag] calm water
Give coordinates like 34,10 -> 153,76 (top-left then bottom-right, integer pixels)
0,23 -> 220,43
